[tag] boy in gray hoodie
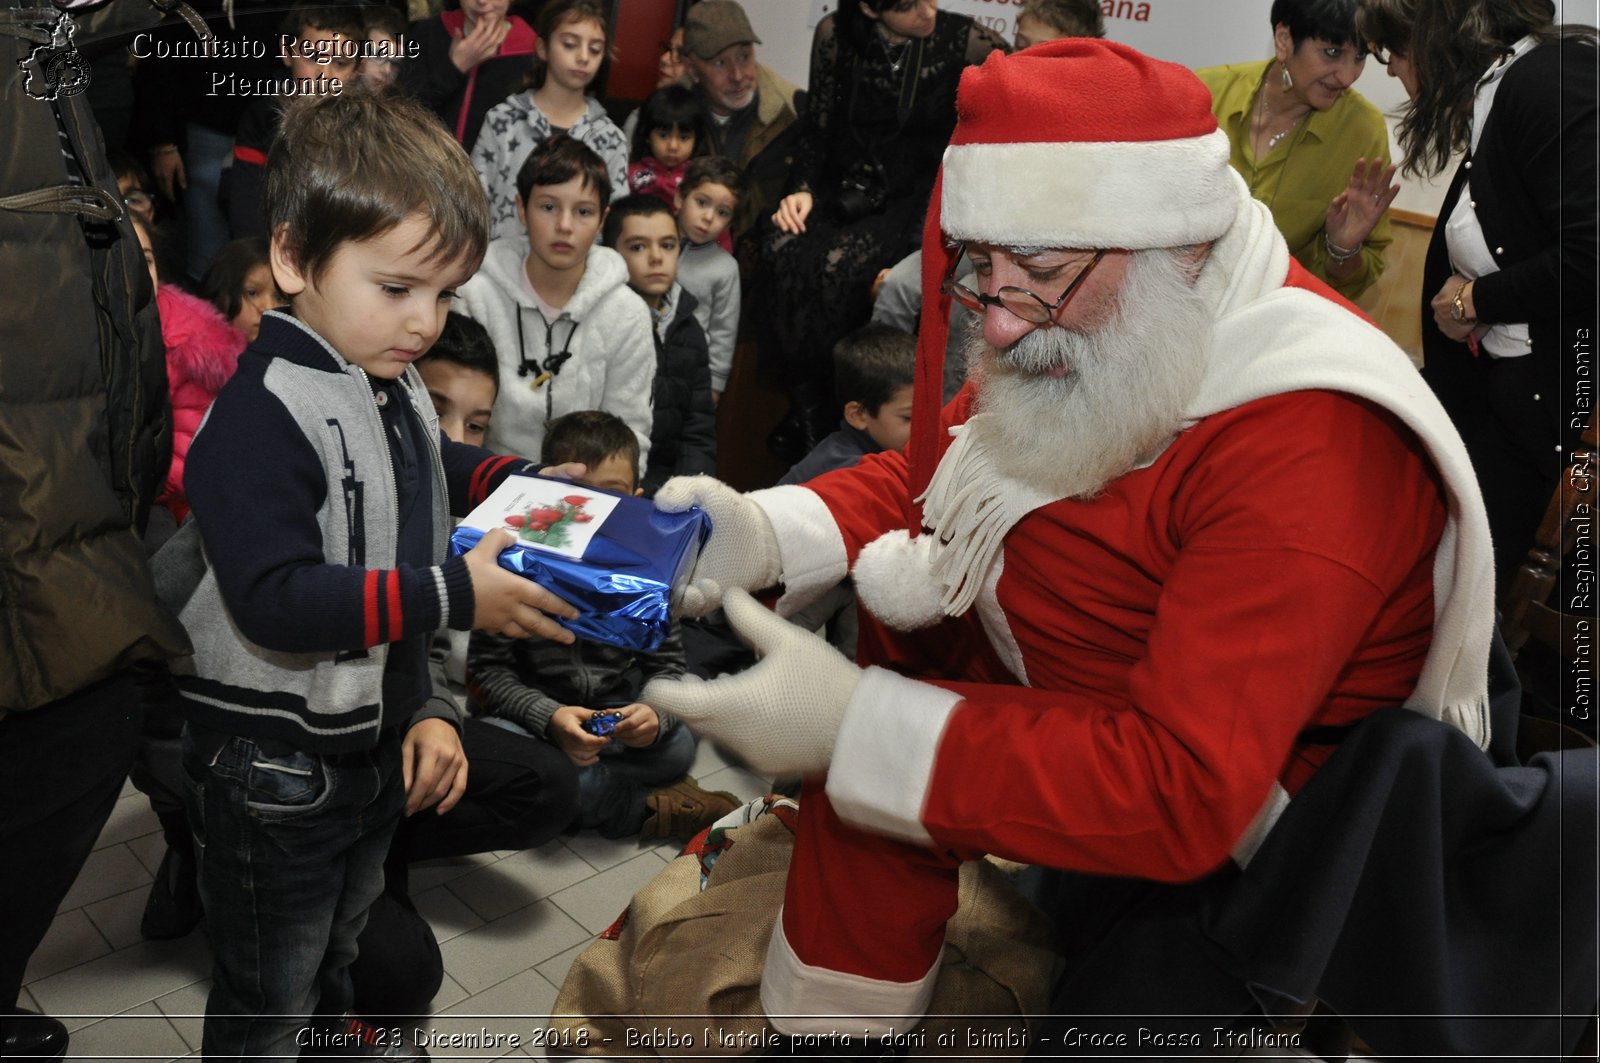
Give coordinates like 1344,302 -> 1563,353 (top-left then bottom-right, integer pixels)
457,135 -> 656,471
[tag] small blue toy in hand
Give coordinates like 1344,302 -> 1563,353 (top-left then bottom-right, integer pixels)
582,710 -> 624,737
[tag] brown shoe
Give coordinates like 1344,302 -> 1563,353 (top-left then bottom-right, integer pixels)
641,777 -> 742,841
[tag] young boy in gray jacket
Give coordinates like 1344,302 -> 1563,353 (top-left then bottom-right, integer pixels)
176,91 -> 575,1061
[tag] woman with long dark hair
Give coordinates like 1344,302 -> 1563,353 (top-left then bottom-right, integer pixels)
756,0 -> 1006,459
1358,0 -> 1597,582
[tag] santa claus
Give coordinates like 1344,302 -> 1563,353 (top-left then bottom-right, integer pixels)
645,39 -> 1495,1042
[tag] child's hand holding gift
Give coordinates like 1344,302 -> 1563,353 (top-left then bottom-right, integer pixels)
465,528 -> 580,642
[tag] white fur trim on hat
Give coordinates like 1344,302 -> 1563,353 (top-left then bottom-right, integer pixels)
853,530 -> 945,631
941,130 -> 1237,249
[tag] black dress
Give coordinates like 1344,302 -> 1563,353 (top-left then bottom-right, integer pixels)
753,11 -> 1005,400
1418,38 -> 1598,585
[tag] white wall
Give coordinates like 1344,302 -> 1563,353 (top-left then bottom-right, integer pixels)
735,0 -> 1472,218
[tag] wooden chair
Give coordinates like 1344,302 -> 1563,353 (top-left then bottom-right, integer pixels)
1498,412 -> 1597,699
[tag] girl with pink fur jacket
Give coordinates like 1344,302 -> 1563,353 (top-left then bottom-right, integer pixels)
155,284 -> 246,521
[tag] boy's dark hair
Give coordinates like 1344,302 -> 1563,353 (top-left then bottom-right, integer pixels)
266,92 -> 489,284
361,1 -> 406,39
279,2 -> 365,47
833,323 -> 915,415
679,155 -> 745,203
515,133 -> 614,209
526,0 -> 612,96
600,194 -> 676,248
200,237 -> 273,321
109,148 -> 150,191
1022,0 -> 1106,37
629,84 -> 709,164
541,410 -> 640,484
420,312 -> 501,398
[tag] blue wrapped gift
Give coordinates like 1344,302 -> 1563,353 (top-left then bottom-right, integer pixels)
450,474 -> 710,652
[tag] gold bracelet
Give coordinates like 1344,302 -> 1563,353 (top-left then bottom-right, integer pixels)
1450,280 -> 1475,324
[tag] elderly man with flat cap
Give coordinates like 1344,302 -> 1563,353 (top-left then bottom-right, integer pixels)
680,0 -> 800,242
641,36 -> 1595,1059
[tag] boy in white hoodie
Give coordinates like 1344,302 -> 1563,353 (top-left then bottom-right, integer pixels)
458,135 -> 655,470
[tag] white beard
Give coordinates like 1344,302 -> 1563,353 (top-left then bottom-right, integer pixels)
967,249 -> 1217,500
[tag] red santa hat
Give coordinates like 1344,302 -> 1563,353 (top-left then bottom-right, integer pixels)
909,39 -> 1237,503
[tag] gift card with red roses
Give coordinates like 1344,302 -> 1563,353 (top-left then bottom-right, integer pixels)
460,477 -> 622,560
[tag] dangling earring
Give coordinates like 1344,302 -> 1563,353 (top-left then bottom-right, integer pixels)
1281,61 -> 1293,91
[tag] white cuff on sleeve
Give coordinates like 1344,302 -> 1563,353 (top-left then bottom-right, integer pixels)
826,667 -> 962,847
748,485 -> 850,617
760,910 -> 941,1036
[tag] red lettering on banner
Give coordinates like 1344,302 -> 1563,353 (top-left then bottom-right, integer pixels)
1100,0 -> 1153,21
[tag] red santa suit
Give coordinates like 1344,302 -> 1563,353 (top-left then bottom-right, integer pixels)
736,41 -> 1497,1032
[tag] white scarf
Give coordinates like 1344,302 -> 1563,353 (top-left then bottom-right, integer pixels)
903,194 -> 1493,747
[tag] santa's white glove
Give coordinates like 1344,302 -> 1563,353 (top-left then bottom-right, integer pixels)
655,475 -> 781,618
643,588 -> 860,776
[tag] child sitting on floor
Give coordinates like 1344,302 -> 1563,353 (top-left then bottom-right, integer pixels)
468,410 -> 740,841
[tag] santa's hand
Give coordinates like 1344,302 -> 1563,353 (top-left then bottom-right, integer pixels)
643,588 -> 859,776
655,476 -> 780,617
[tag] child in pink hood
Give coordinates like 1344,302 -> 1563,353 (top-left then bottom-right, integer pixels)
131,216 -> 247,522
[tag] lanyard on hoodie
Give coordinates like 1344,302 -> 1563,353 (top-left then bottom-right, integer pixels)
515,307 -> 576,422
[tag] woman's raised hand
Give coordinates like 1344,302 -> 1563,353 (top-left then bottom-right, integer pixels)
1325,157 -> 1401,253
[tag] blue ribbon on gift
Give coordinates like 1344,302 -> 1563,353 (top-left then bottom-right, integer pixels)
451,485 -> 710,653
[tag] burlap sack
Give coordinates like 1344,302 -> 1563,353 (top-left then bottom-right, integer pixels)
551,800 -> 1060,1057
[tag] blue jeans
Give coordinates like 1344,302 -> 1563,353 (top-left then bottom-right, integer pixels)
181,723 -> 405,1062
482,717 -> 696,837
578,720 -> 696,836
182,122 -> 233,283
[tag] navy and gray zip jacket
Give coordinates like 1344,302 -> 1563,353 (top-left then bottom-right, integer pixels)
178,311 -> 536,752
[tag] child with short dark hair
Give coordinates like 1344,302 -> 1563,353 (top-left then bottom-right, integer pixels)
227,3 -> 364,240
417,311 -> 500,448
110,149 -> 156,226
178,90 -> 578,1059
778,324 -> 916,657
780,322 -> 916,485
602,194 -> 717,495
674,155 -> 744,399
626,84 -> 708,214
457,135 -> 656,468
468,410 -> 739,840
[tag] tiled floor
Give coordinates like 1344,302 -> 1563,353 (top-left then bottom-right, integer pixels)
23,738 -> 770,1061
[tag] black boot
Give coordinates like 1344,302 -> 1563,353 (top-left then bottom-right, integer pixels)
1,1008 -> 69,1061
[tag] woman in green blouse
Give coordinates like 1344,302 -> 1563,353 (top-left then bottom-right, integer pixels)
1198,0 -> 1399,299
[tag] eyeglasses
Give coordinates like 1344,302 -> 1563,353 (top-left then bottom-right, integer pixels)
941,248 -> 1107,325
1366,43 -> 1400,66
